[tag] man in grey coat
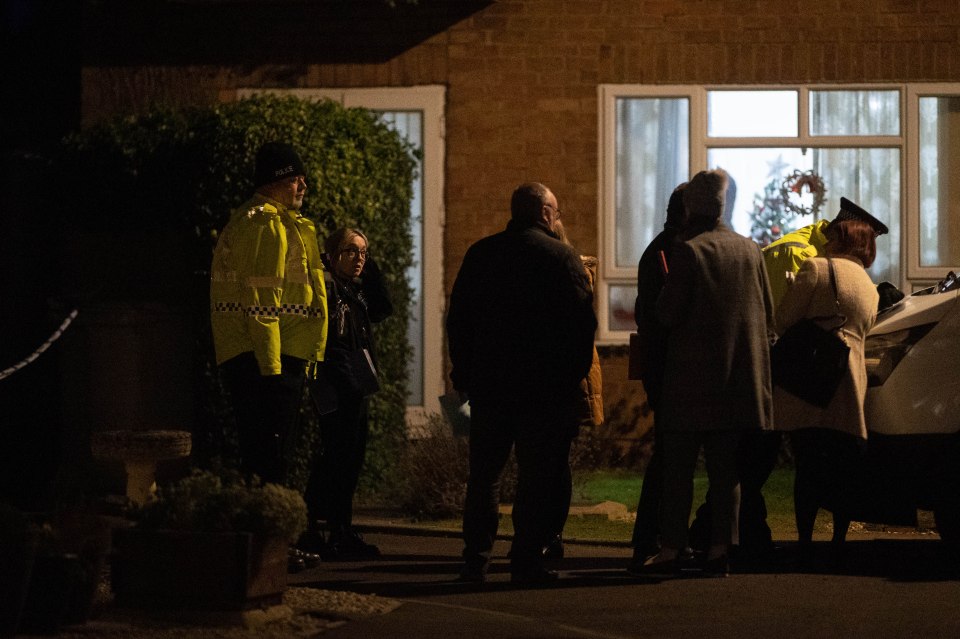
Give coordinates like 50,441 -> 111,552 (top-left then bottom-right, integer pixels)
644,169 -> 775,576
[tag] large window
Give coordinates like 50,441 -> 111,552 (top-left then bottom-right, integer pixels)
599,84 -> 960,342
916,91 -> 960,268
241,87 -> 446,426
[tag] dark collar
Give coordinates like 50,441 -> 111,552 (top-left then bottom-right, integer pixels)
505,217 -> 559,240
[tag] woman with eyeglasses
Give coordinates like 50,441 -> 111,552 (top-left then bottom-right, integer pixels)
301,227 -> 393,559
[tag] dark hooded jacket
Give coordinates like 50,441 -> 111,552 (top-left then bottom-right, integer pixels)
634,198 -> 685,411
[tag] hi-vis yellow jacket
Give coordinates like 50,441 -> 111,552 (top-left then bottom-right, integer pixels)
210,194 -> 328,375
763,219 -> 830,308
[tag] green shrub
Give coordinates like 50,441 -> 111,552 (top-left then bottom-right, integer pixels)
389,417 -> 471,519
56,94 -> 419,487
138,469 -> 308,543
386,414 -> 649,520
386,415 -> 530,520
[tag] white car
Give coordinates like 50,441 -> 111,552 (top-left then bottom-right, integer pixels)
862,272 -> 960,549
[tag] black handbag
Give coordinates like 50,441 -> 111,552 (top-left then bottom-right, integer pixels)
770,258 -> 850,408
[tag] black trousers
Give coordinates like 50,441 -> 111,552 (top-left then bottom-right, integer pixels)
220,352 -> 306,486
660,430 -> 742,551
688,430 -> 782,553
462,397 -> 577,570
546,453 -> 573,544
631,425 -> 664,555
304,392 -> 370,529
790,427 -> 865,543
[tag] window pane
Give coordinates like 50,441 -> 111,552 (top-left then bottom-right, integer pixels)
707,148 -> 816,242
608,284 -> 636,332
814,147 -> 900,285
708,91 -> 798,137
378,111 -> 424,405
615,97 -> 689,268
919,96 -> 960,267
709,146 -> 900,284
809,90 -> 900,136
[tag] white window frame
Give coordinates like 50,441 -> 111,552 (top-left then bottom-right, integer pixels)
906,83 -> 960,281
598,82 -> 960,344
239,86 -> 446,429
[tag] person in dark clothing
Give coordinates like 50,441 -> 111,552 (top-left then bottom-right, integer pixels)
628,182 -> 687,570
302,227 -> 393,560
447,182 -> 598,584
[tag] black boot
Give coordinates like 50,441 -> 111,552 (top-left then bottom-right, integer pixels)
325,526 -> 381,560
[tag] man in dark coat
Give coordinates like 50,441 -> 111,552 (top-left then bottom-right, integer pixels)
629,182 -> 687,567
446,182 -> 598,584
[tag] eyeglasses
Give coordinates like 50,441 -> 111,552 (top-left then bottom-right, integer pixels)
544,202 -> 562,217
340,247 -> 367,260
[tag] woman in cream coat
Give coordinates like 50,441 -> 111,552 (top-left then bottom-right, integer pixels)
773,219 -> 879,564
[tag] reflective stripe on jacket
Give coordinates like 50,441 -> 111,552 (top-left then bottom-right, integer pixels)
210,194 -> 328,375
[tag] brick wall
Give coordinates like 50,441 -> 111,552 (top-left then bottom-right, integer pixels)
81,0 -> 960,445
83,2 -> 960,272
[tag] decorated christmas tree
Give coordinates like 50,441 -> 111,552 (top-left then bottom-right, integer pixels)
749,177 -> 795,247
749,163 -> 827,247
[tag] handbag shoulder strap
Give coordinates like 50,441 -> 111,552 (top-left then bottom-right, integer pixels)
825,258 -> 847,330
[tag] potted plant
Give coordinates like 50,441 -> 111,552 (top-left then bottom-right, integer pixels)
111,469 -> 307,610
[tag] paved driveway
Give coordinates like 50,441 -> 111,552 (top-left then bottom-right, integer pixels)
291,530 -> 960,639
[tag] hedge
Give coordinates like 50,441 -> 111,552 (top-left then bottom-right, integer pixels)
56,94 -> 420,490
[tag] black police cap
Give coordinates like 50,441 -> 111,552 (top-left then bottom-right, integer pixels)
832,197 -> 889,236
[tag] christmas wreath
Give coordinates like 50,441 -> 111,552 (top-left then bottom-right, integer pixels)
779,170 -> 827,218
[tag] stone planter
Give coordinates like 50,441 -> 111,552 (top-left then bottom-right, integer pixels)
111,530 -> 287,610
91,430 -> 192,504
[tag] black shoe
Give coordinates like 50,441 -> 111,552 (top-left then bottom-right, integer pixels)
326,528 -> 381,559
629,542 -> 661,567
287,550 -> 306,574
796,543 -> 815,572
633,541 -> 661,562
508,535 -> 565,561
290,547 -> 322,569
296,530 -> 327,553
542,535 -> 564,561
627,553 -> 677,577
457,562 -> 488,583
702,554 -> 729,578
511,565 -> 559,584
732,543 -> 784,570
